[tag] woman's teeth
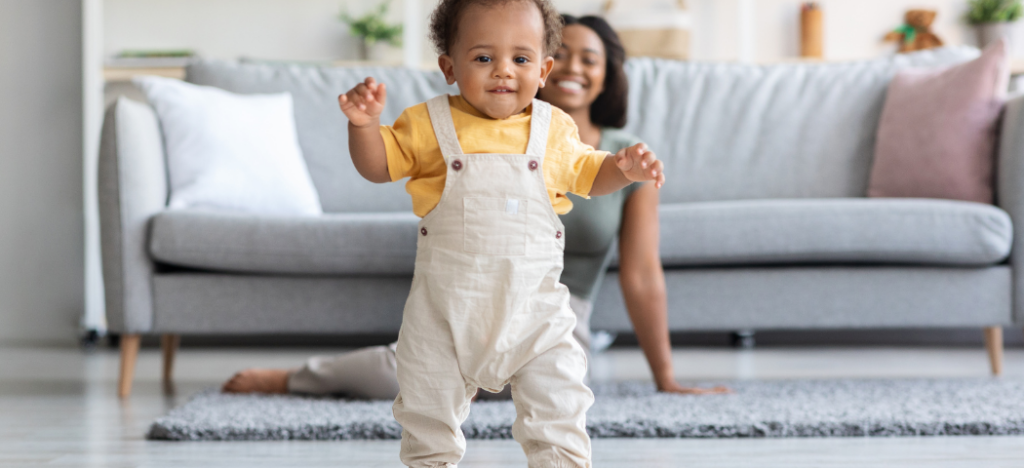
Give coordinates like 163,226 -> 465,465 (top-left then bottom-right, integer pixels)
558,81 -> 583,91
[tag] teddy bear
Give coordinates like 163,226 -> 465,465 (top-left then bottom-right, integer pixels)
884,9 -> 945,53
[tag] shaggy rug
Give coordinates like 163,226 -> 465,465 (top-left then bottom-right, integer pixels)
148,379 -> 1024,440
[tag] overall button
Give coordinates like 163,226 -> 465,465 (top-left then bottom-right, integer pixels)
420,227 -> 428,236
528,160 -> 538,170
451,159 -> 463,171
555,231 -> 562,239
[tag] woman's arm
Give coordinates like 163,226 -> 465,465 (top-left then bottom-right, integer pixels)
618,183 -> 729,394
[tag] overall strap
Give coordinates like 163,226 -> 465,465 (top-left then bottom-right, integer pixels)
525,99 -> 552,159
426,95 -> 464,158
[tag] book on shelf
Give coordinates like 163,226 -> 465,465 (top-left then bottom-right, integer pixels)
106,49 -> 196,68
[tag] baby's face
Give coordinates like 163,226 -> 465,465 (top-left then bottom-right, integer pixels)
438,1 -> 553,120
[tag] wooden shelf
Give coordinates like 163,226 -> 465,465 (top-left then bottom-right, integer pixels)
104,66 -> 185,82
102,59 -> 431,83
103,57 -> 1024,84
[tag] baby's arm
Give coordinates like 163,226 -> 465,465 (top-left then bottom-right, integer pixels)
338,77 -> 390,183
589,143 -> 665,196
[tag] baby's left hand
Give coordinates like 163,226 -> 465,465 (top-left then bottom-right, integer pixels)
614,143 -> 665,189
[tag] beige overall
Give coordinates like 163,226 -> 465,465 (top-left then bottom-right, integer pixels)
392,95 -> 594,468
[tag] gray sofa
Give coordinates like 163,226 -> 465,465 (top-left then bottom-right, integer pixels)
102,47 -> 1020,397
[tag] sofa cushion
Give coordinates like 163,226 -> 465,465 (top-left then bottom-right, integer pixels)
149,210 -> 419,275
868,39 -> 1009,204
151,199 -> 1012,276
133,76 -> 323,216
656,198 -> 1012,267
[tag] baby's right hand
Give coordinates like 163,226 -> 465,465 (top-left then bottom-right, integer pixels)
339,77 -> 387,127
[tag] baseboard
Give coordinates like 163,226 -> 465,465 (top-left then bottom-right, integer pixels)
109,327 -> 1024,349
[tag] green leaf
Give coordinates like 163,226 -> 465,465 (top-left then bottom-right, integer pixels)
967,0 -> 1024,24
338,0 -> 403,45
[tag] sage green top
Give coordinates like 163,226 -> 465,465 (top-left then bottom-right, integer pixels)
558,128 -> 644,301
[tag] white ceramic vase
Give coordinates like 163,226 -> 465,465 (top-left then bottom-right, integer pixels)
358,39 -> 390,62
976,22 -> 1018,49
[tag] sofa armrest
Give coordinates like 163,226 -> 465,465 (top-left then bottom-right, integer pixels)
997,93 -> 1024,323
98,98 -> 168,334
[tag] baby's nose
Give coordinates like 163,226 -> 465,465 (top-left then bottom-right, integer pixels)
493,62 -> 513,79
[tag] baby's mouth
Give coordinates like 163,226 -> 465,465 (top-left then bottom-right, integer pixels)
489,86 -> 516,94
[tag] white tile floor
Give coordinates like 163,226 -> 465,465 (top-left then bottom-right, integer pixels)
2,344 -> 1024,467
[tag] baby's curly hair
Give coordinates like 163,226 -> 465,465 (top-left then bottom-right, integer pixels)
429,0 -> 563,57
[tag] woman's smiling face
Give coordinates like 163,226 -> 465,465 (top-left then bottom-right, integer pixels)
538,24 -> 607,114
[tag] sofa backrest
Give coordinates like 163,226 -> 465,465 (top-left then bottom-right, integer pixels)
186,48 -> 977,212
622,47 -> 978,203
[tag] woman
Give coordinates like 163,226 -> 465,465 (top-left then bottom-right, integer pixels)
223,15 -> 727,397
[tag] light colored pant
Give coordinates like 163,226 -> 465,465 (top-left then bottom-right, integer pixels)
288,295 -> 593,400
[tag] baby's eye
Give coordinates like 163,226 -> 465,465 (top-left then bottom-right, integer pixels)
475,56 -> 491,63
514,56 -> 528,64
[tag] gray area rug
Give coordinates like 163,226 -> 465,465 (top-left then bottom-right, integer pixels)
148,379 -> 1024,440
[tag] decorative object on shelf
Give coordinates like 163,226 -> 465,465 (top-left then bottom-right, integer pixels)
800,2 -> 823,58
967,0 -> 1023,48
108,49 -> 196,68
603,0 -> 691,60
884,10 -> 945,53
339,0 -> 403,61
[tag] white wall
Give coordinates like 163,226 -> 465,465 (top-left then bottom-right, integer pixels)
103,0 -> 414,62
572,0 -> 972,62
103,0 -> 981,64
0,0 -> 85,345
742,0 -> 969,62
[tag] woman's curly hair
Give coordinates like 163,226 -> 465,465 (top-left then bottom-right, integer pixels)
429,0 -> 563,57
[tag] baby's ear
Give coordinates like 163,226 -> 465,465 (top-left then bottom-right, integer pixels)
438,55 -> 457,85
539,56 -> 555,86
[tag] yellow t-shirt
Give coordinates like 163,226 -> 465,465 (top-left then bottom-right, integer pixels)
380,95 -> 608,217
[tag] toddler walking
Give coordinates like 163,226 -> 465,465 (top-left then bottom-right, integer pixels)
338,0 -> 664,466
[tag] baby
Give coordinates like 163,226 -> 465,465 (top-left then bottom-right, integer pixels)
338,0 -> 664,466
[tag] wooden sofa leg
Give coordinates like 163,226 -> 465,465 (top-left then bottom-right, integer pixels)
161,334 -> 180,393
984,326 -> 1004,377
118,334 -> 141,398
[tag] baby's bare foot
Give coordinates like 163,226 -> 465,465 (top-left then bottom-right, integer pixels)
222,368 -> 291,394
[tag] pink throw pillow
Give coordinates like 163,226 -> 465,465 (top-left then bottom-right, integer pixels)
867,39 -> 1009,204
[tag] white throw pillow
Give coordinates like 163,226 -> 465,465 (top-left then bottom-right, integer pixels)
133,76 -> 322,216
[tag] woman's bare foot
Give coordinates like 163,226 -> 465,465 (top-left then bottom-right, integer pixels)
657,380 -> 732,395
222,368 -> 292,394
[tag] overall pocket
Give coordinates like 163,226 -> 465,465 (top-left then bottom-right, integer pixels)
464,197 -> 528,256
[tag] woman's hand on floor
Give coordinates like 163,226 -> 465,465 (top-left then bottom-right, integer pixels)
657,380 -> 733,395
222,368 -> 292,394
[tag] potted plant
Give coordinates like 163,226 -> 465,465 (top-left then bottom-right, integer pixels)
339,1 -> 403,61
967,0 -> 1023,47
